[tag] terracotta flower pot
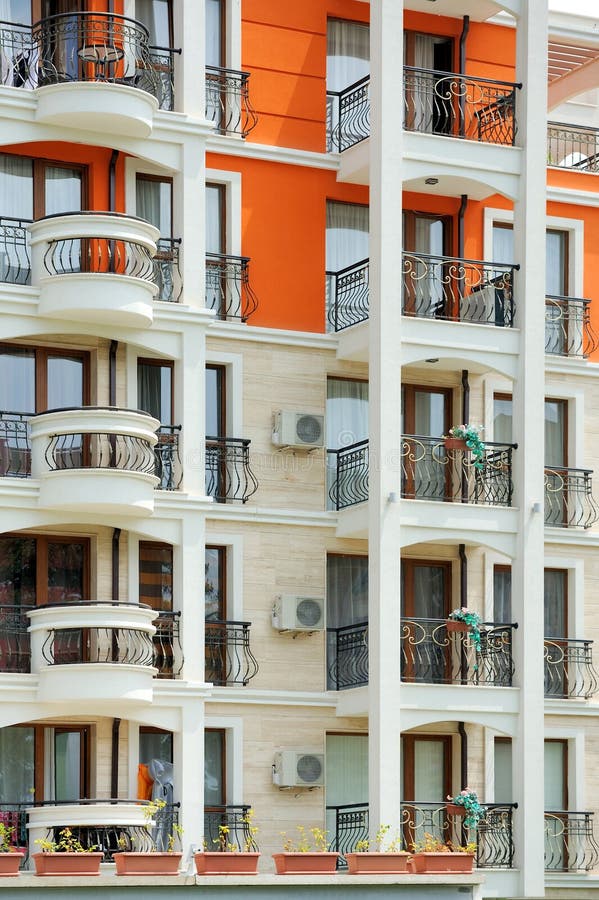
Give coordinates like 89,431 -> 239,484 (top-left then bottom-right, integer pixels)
0,851 -> 24,876
195,851 -> 260,875
32,851 -> 104,876
446,803 -> 467,817
345,851 -> 410,874
446,619 -> 469,634
410,852 -> 474,875
272,852 -> 339,874
115,852 -> 182,876
444,437 -> 468,451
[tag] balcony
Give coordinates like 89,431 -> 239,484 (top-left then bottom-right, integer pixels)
327,620 -> 516,691
205,252 -> 258,322
547,122 -> 599,173
28,602 -> 157,704
545,295 -> 598,358
29,407 -> 161,516
544,637 -> 598,700
204,805 -> 258,852
153,611 -> 183,679
154,237 -> 182,303
327,440 -> 369,511
545,811 -> 599,871
544,466 -> 599,528
205,620 -> 258,686
0,603 -> 33,672
155,425 -> 183,490
327,802 -> 516,869
326,259 -> 369,332
327,70 -> 520,152
205,66 -> 257,138
206,437 -> 258,504
0,13 -> 177,136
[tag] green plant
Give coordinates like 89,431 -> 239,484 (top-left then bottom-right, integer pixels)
35,827 -> 97,853
448,606 -> 483,654
447,424 -> 485,470
210,810 -> 258,853
447,789 -> 486,829
354,824 -> 403,853
411,832 -> 476,854
280,826 -> 329,853
0,822 -> 16,852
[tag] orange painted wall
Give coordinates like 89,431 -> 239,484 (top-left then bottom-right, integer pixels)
207,151 -> 367,332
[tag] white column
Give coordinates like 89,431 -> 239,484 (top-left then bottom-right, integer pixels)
176,327 -> 208,498
176,512 -> 206,684
174,698 -> 205,858
368,0 -> 404,835
511,0 -> 548,895
173,0 -> 205,119
173,136 -> 206,311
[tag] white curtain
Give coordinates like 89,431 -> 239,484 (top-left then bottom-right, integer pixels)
0,154 -> 32,219
326,377 -> 368,450
546,231 -> 566,296
412,565 -> 446,618
326,19 -> 369,92
0,1 -> 30,23
44,166 -> 81,216
326,554 -> 368,628
544,569 -> 566,638
414,740 -> 445,802
0,726 -> 34,803
206,0 -> 223,68
545,399 -> 565,467
206,185 -> 224,255
326,201 -> 368,272
492,224 -> 514,265
0,349 -> 35,412
137,177 -> 171,235
493,396 -> 513,444
136,0 -> 170,45
493,567 -> 512,623
326,734 -> 368,805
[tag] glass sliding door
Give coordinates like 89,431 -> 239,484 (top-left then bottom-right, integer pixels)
402,385 -> 450,500
326,18 -> 369,150
326,554 -> 368,689
325,201 -> 369,331
325,734 -> 368,852
326,377 -> 368,510
136,175 -> 174,300
401,559 -> 450,683
544,740 -> 568,870
544,569 -> 568,697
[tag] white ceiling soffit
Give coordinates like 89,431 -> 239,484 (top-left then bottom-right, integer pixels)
548,41 -> 599,110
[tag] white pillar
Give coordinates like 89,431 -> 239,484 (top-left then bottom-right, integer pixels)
368,0 -> 404,836
174,699 -> 205,856
177,512 -> 206,684
173,136 -> 206,311
176,327 -> 208,498
511,0 -> 548,895
173,0 -> 205,119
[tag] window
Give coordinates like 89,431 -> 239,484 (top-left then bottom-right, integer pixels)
325,733 -> 367,840
205,729 -> 226,809
401,558 -> 451,683
326,19 -> 369,94
402,735 -> 452,847
326,554 -> 368,689
0,534 -> 88,607
326,377 -> 368,510
493,224 -> 568,296
404,33 -> 454,135
493,393 -> 513,444
136,0 -> 172,46
545,740 -> 568,870
402,385 -> 451,500
206,0 -> 225,69
139,542 -> 173,612
0,345 -> 88,414
494,737 -> 513,802
206,184 -> 226,256
3,1 -> 31,23
205,545 -> 226,621
326,201 -> 369,331
137,358 -> 173,425
493,565 -> 512,624
544,569 -> 568,698
138,727 -> 173,801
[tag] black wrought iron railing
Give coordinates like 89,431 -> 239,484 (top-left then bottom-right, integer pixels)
45,430 -> 156,476
402,435 -> 516,506
327,439 -> 369,511
545,811 -> 599,872
40,620 -> 155,668
544,466 -> 599,529
205,620 -> 258,686
0,216 -> 31,285
402,252 -> 517,326
547,122 -> 599,173
0,604 -> 33,673
154,237 -> 182,302
326,802 -> 368,862
205,66 -> 257,138
205,252 -> 258,322
42,225 -> 155,283
326,259 -> 369,332
545,296 -> 597,358
204,805 -> 258,852
544,637 -> 598,700
0,412 -> 31,477
155,425 -> 182,490
0,803 -> 30,860
0,13 -> 178,110
206,437 -> 258,504
327,75 -> 370,152
404,68 -> 520,145
153,610 -> 183,678
327,621 -> 369,691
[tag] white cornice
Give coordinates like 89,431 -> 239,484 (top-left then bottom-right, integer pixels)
544,698 -> 599,717
544,527 -> 599,546
206,134 -> 340,171
547,185 -> 599,208
207,687 -> 337,708
209,320 -> 337,350
206,505 -> 337,529
545,356 -> 599,378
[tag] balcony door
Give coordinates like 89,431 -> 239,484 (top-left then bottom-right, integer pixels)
139,541 -> 173,676
325,201 -> 369,331
138,358 -> 174,488
326,554 -> 368,690
402,734 -> 452,849
0,725 -> 34,845
544,569 -> 568,697
545,398 -> 568,526
401,385 -> 451,500
545,740 -> 568,871
404,32 -> 454,135
325,733 -> 368,852
136,174 -> 174,300
205,184 -> 228,317
206,0 -> 224,69
205,365 -> 226,501
402,212 -> 451,318
401,559 -> 450,683
326,377 -> 369,510
205,545 -> 227,684
326,19 -> 369,150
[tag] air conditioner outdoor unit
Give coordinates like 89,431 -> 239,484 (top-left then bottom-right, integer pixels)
273,750 -> 325,788
272,595 -> 325,632
272,410 -> 324,449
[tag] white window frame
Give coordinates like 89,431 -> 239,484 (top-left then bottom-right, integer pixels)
205,716 -> 244,805
206,168 -> 242,258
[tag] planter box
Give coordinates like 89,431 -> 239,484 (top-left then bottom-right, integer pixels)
444,437 -> 468,451
446,803 -> 467,817
115,852 -> 182,876
345,852 -> 410,874
195,852 -> 260,875
0,851 -> 24,876
272,852 -> 339,874
410,852 -> 474,874
446,619 -> 469,634
32,852 -> 103,876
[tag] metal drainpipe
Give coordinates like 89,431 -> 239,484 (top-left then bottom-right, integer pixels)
111,525 -> 122,798
460,370 -> 469,501
112,527 -> 121,603
111,717 -> 121,800
458,16 -> 470,137
109,340 -> 118,407
108,150 -> 119,274
458,194 -> 468,260
458,719 -> 468,845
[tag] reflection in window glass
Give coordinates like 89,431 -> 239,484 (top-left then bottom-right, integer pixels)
205,730 -> 225,807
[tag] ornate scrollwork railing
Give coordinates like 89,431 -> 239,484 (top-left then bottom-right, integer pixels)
404,68 -> 520,145
205,66 -> 257,137
547,122 -> 599,173
155,425 -> 182,490
544,466 -> 598,529
0,412 -> 31,477
545,811 -> 599,871
327,621 -> 368,690
0,804 -> 29,861
41,622 -> 155,667
326,259 -> 369,332
205,252 -> 258,322
206,437 -> 258,504
327,439 -> 369,511
0,13 -> 177,109
545,295 -> 597,358
401,618 -> 516,687
0,604 -> 33,673
42,228 -> 155,283
327,75 -> 370,152
204,805 -> 258,852
45,430 -> 156,475
153,611 -> 183,678
402,252 -> 517,326
326,803 -> 368,864
402,436 -> 516,506
0,216 -> 31,285
544,637 -> 598,700
154,237 -> 182,302
205,620 -> 258,686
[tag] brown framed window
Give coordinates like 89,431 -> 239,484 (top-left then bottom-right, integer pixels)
205,546 -> 226,621
206,365 -> 226,439
0,534 -> 89,608
137,358 -> 174,426
402,734 -> 452,849
544,569 -> 568,698
205,728 -> 226,809
545,739 -> 569,870
138,726 -> 173,800
139,541 -> 173,613
401,558 -> 451,684
493,564 -> 512,624
33,723 -> 90,803
402,385 -> 452,500
0,344 -> 89,414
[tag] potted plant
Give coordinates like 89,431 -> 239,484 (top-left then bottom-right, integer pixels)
272,826 -> 339,874
446,607 -> 483,653
115,799 -> 183,876
195,811 -> 260,875
0,822 -> 24,877
32,827 -> 103,876
410,832 -> 476,874
345,824 -> 410,874
446,790 -> 486,829
444,425 -> 485,470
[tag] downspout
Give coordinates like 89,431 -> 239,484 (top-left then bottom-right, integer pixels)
457,194 -> 468,261
460,370 -> 469,501
109,149 -> 119,213
112,527 -> 121,604
458,720 -> 468,799
109,340 -> 118,407
111,524 -> 122,799
458,16 -> 470,137
111,717 -> 121,800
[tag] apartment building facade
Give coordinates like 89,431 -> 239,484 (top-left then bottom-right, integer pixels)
0,0 -> 599,898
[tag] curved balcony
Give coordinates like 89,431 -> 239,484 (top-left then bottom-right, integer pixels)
206,437 -> 258,504
544,637 -> 598,700
28,602 -> 157,704
29,213 -> 160,328
205,620 -> 258,686
205,253 -> 258,322
545,295 -> 598,359
205,66 -> 257,138
0,14 -> 178,136
30,407 -> 160,516
544,466 -> 599,529
545,811 -> 599,872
